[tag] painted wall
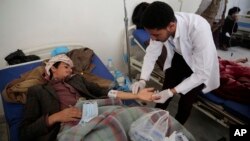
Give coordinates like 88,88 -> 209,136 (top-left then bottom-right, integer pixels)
1,0 -> 248,116
226,0 -> 250,15
0,0 -> 200,69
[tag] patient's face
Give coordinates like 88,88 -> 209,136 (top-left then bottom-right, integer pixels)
52,62 -> 72,80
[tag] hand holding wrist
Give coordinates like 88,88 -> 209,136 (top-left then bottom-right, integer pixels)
152,89 -> 174,103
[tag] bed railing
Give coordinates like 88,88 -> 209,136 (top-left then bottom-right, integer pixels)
1,43 -> 87,69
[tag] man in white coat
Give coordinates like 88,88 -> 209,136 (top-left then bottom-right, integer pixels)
131,1 -> 220,124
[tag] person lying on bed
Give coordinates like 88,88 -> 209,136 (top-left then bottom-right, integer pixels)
215,57 -> 250,104
19,54 -> 156,141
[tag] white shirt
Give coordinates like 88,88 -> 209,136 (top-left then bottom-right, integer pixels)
140,12 -> 220,94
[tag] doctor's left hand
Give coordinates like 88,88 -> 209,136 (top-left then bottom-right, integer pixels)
152,89 -> 174,103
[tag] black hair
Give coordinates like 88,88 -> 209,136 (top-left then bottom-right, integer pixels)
141,1 -> 176,29
132,2 -> 150,29
228,7 -> 241,16
49,61 -> 61,79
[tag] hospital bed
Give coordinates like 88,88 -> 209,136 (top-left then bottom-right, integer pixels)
231,14 -> 250,48
0,44 -> 115,141
127,26 -> 250,128
0,43 -> 195,141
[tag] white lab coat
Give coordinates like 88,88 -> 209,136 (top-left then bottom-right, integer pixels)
140,12 -> 220,94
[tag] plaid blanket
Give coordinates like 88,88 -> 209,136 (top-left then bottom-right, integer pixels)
57,98 -> 195,141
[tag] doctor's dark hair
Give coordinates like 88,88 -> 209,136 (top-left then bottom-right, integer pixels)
141,1 -> 176,29
228,7 -> 241,16
132,2 -> 150,29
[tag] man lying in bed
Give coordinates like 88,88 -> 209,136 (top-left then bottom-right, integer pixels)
19,54 -> 157,141
214,57 -> 250,104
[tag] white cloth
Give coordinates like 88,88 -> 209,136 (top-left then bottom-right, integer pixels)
140,12 -> 220,94
45,54 -> 73,76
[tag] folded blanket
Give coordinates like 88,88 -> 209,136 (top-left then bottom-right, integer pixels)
2,65 -> 46,103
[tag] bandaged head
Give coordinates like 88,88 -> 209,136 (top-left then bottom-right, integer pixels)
45,54 -> 73,76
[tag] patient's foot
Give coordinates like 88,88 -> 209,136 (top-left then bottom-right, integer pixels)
235,57 -> 248,63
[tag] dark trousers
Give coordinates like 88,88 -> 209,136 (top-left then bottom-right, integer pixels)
220,31 -> 232,48
155,53 -> 204,125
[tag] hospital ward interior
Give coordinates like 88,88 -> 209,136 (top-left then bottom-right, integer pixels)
0,0 -> 249,141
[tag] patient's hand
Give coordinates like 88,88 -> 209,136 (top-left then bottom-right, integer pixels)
48,107 -> 82,126
137,88 -> 155,102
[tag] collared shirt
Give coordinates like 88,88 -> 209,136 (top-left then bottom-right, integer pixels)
140,12 -> 220,94
168,36 -> 182,55
51,79 -> 81,110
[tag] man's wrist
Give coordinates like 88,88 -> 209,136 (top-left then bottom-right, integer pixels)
170,88 -> 177,95
108,90 -> 118,98
139,79 -> 146,83
167,89 -> 174,97
48,114 -> 57,126
169,88 -> 177,95
135,94 -> 139,100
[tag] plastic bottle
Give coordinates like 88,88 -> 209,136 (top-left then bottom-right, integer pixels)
107,58 -> 116,77
115,70 -> 125,86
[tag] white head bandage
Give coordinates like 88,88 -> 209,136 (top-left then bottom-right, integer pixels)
45,54 -> 73,76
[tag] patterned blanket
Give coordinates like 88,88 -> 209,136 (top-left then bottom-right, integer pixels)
57,98 -> 195,141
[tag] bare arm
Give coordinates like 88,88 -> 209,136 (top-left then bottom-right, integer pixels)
109,88 -> 155,102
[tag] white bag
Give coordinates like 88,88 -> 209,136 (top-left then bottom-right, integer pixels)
129,110 -> 170,141
165,131 -> 189,141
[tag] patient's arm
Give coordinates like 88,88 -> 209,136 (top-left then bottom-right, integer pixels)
109,88 -> 155,102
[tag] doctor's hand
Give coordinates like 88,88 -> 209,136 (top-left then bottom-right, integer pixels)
152,89 -> 174,103
131,80 -> 146,94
